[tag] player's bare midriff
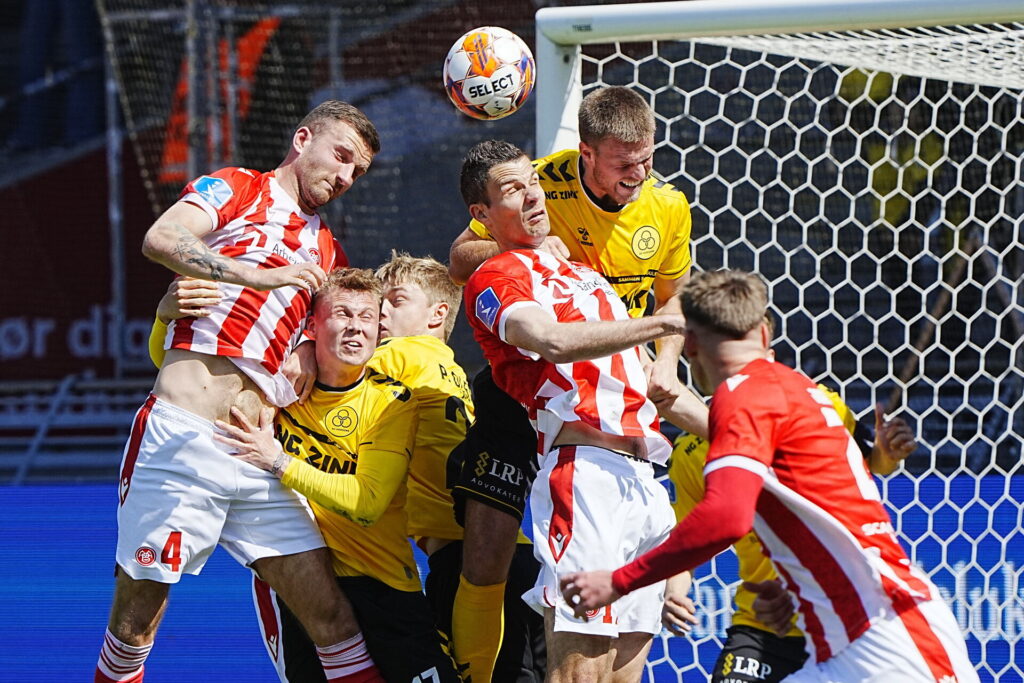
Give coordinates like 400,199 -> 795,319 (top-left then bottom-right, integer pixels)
552,420 -> 645,460
152,348 -> 270,425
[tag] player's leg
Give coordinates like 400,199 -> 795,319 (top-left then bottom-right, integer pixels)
98,396 -> 228,682
224,440 -> 382,682
334,576 -> 462,682
543,611 -> 615,682
710,625 -> 809,683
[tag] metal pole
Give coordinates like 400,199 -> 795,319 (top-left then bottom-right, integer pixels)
103,19 -> 125,379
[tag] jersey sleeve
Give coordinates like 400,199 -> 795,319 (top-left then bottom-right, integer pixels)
179,167 -> 256,231
705,373 -> 788,474
280,389 -> 418,527
465,259 -> 546,348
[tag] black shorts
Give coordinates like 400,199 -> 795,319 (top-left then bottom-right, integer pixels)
449,364 -> 538,524
274,575 -> 460,683
711,624 -> 809,683
425,540 -> 546,683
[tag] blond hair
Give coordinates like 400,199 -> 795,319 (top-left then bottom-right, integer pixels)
376,252 -> 463,341
314,267 -> 383,312
578,86 -> 655,146
682,270 -> 768,339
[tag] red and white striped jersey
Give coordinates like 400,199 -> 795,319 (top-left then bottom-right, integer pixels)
705,358 -> 938,662
464,249 -> 670,464
165,167 -> 347,404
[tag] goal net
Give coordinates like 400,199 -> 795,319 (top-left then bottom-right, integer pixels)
535,0 -> 1024,680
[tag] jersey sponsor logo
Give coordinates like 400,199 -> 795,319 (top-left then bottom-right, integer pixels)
861,520 -> 896,536
719,653 -> 772,680
475,287 -> 501,331
325,405 -> 358,438
630,225 -> 661,260
544,189 -> 579,200
192,175 -> 234,208
135,546 -> 156,566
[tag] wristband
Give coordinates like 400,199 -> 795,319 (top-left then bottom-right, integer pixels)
270,448 -> 290,477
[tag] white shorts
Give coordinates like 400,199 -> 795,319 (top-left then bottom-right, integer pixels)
115,395 -> 325,583
524,445 -> 676,637
785,596 -> 978,683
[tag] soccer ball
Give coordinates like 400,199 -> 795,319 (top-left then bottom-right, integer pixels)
443,26 -> 535,121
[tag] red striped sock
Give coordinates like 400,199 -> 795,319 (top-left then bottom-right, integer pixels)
316,633 -> 383,682
95,629 -> 150,682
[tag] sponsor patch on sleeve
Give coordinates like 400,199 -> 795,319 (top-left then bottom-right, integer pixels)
192,175 -> 233,209
474,287 -> 501,331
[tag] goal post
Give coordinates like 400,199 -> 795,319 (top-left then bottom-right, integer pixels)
534,1 -> 1024,680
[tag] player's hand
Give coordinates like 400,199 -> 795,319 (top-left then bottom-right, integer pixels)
156,277 -> 222,323
661,592 -> 698,636
538,236 -> 570,262
283,340 -> 317,404
254,263 -> 327,292
874,403 -> 916,462
559,571 -> 619,618
745,579 -> 795,637
213,406 -> 283,473
646,361 -> 684,406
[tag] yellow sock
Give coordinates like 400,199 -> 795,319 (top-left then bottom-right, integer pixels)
452,575 -> 505,683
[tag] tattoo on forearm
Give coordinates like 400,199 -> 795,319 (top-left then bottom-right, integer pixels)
168,224 -> 229,280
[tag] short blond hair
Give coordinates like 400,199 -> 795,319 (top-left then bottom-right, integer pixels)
578,86 -> 655,146
375,252 -> 463,341
682,270 -> 768,339
314,267 -> 383,313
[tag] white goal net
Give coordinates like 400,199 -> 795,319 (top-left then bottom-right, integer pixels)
536,1 -> 1024,680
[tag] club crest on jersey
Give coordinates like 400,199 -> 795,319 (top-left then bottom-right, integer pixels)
325,405 -> 358,438
475,287 -> 501,331
630,225 -> 660,260
135,547 -> 156,566
308,247 -> 321,265
192,175 -> 233,208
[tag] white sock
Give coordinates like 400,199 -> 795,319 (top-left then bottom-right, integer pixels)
96,628 -> 152,681
316,633 -> 377,680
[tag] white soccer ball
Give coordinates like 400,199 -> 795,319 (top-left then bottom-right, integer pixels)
443,26 -> 536,121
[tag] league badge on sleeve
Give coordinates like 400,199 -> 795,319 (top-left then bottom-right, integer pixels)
192,176 -> 234,209
475,287 -> 501,331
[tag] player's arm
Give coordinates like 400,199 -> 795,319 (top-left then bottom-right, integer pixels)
560,463 -> 764,614
141,201 -> 325,292
504,305 -> 686,364
214,405 -> 414,527
147,277 -> 223,367
449,225 -> 571,285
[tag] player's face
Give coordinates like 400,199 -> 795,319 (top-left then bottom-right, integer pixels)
380,282 -> 437,339
474,156 -> 549,249
312,288 -> 380,373
293,120 -> 374,212
580,137 -> 654,206
682,320 -> 713,395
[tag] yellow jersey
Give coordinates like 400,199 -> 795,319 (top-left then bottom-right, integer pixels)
668,385 -> 858,637
277,369 -> 421,592
469,148 -> 693,317
369,336 -> 474,542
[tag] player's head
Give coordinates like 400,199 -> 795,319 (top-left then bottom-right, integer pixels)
288,100 -> 381,212
680,269 -> 770,392
461,140 -> 549,251
375,252 -> 463,342
577,86 -> 656,207
310,267 -> 383,374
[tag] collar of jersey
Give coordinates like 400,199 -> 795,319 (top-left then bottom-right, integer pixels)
314,376 -> 365,393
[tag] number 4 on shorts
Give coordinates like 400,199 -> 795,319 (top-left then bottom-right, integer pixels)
161,531 -> 183,572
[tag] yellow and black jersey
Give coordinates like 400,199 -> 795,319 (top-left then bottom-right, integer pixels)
370,336 -> 475,542
469,147 -> 693,317
668,385 -> 857,637
277,368 -> 421,592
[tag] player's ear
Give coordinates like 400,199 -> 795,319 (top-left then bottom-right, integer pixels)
292,125 -> 312,155
579,140 -> 594,164
430,301 -> 450,330
468,202 -> 488,224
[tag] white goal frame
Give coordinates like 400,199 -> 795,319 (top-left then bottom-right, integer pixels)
535,0 -> 1024,154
